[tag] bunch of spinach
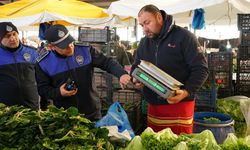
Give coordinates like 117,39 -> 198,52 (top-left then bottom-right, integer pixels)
203,117 -> 221,123
0,104 -> 113,150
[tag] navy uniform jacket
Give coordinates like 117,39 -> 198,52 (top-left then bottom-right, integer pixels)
0,44 -> 39,110
36,44 -> 127,120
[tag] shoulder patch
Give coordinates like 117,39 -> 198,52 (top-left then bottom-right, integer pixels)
36,50 -> 49,62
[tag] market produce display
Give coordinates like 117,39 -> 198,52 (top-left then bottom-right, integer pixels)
125,127 -> 221,150
0,103 -> 113,150
124,127 -> 250,150
1,103 -> 250,150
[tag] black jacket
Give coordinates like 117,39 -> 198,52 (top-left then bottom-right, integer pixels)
36,44 -> 127,120
0,44 -> 39,110
132,11 -> 209,105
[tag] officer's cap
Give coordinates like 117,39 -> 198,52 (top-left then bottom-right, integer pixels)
0,22 -> 18,39
45,24 -> 75,49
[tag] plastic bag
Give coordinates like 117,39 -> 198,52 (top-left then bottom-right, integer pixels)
217,96 -> 250,137
192,8 -> 205,30
95,102 -> 135,138
104,125 -> 132,141
228,96 -> 250,136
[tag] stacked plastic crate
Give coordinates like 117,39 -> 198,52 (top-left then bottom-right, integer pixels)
195,52 -> 233,112
112,75 -> 143,131
208,52 -> 233,98
94,69 -> 143,131
78,27 -> 113,43
236,14 -> 250,97
195,84 -> 217,112
93,68 -> 113,115
78,26 -> 116,56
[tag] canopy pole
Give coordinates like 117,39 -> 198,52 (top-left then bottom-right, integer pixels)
134,18 -> 138,41
127,26 -> 129,41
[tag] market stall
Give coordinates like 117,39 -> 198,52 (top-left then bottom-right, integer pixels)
0,1 -> 250,149
0,0 -> 109,27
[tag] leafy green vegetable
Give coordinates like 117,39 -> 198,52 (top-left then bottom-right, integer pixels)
0,104 -> 113,150
221,133 -> 239,150
189,130 -> 221,150
221,133 -> 250,150
217,98 -> 247,137
173,141 -> 188,150
140,127 -> 159,149
203,117 -> 221,123
124,136 -> 143,150
138,128 -> 221,150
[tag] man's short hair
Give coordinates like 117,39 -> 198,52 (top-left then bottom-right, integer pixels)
138,4 -> 161,16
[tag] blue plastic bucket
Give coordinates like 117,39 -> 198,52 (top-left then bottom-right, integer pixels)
193,112 -> 235,144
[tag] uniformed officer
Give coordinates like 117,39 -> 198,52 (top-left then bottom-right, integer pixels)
0,22 -> 39,110
35,24 -> 131,121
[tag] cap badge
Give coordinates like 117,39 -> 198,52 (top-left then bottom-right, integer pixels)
76,55 -> 84,65
58,30 -> 65,38
23,53 -> 31,62
6,25 -> 13,32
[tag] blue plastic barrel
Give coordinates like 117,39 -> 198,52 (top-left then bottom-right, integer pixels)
193,112 -> 235,144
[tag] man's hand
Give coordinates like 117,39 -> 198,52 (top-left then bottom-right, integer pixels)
119,74 -> 131,89
132,78 -> 144,89
60,83 -> 78,97
167,89 -> 189,104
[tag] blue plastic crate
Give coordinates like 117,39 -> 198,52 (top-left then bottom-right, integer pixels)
217,89 -> 232,99
195,88 -> 217,110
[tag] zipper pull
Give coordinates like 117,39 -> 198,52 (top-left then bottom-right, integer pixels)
155,44 -> 159,65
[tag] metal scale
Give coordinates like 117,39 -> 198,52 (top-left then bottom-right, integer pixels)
132,60 -> 183,99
